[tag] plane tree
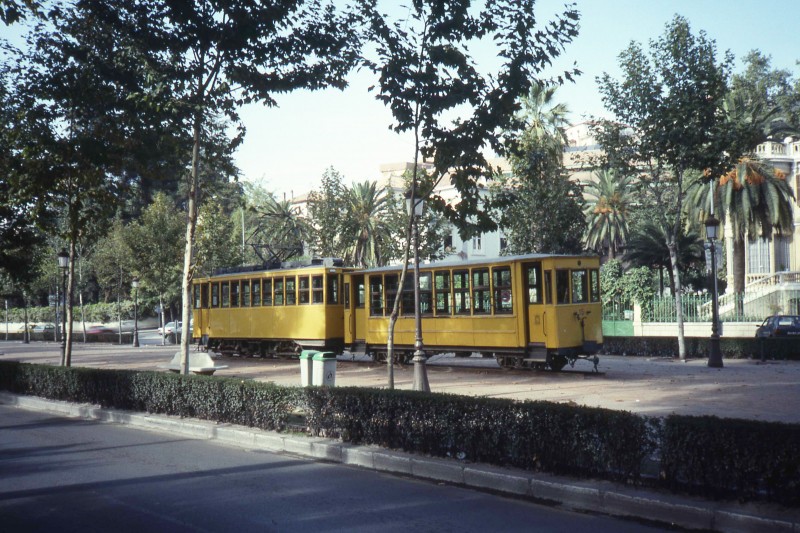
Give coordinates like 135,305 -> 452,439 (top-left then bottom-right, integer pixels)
595,15 -> 734,361
82,0 -> 364,373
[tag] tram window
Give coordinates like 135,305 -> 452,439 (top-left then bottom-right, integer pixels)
401,274 -> 414,316
355,276 -> 365,308
230,281 -> 240,307
526,264 -> 543,304
222,282 -> 230,307
327,274 -> 340,304
572,270 -> 588,303
555,270 -> 570,304
369,276 -> 383,316
420,272 -> 432,315
590,269 -> 600,302
492,267 -> 513,314
242,281 -> 251,306
252,280 -> 261,306
472,268 -> 490,314
274,278 -> 284,305
312,276 -> 324,303
193,284 -> 201,309
286,277 -> 296,305
434,271 -> 451,315
544,270 -> 553,304
263,279 -> 273,306
201,283 -> 209,308
212,283 -> 220,307
453,270 -> 471,314
384,274 -> 398,314
299,276 -> 310,304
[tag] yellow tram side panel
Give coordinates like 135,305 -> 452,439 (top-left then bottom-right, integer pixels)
361,258 -> 526,352
194,267 -> 348,345
540,256 -> 603,351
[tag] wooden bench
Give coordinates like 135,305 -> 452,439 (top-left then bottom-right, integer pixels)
159,351 -> 228,376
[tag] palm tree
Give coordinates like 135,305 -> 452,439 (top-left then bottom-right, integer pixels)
583,169 -> 634,259
516,81 -> 571,167
342,181 -> 390,268
686,159 -> 795,295
624,219 -> 704,295
247,196 -> 310,265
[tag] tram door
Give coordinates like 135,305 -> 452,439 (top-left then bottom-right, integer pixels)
344,274 -> 367,345
523,263 -> 548,356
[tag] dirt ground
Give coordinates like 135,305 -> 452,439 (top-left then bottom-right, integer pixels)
1,340 -> 798,424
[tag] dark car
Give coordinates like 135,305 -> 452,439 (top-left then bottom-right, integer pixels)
755,315 -> 800,338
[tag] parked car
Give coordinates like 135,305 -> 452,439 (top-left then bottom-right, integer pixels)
755,315 -> 800,338
32,323 -> 56,334
15,323 -> 36,333
162,321 -> 181,337
86,325 -> 114,335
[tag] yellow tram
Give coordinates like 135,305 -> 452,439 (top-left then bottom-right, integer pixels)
192,260 -> 353,356
343,254 -> 602,370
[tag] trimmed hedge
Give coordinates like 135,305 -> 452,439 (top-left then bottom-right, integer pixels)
661,415 -> 800,506
1,361 -> 798,506
603,336 -> 800,360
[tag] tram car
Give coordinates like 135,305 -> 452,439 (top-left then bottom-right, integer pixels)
192,254 -> 602,371
191,259 -> 353,356
343,254 -> 602,370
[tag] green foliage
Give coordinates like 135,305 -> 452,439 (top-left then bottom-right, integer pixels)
365,0 -> 580,239
600,259 -> 657,314
583,169 -> 634,258
602,335 -> 800,361
661,415 -> 800,505
195,202 -> 243,276
307,168 -> 348,259
494,84 -> 586,254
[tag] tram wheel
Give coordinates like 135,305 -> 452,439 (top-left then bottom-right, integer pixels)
546,353 -> 568,372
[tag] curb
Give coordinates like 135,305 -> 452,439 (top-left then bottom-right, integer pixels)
2,393 -> 797,532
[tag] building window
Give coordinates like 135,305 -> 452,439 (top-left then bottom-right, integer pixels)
472,235 -> 482,251
748,239 -> 771,274
444,234 -> 453,251
500,236 -> 508,252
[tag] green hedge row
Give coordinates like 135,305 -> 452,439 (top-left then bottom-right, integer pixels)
602,336 -> 800,360
1,361 -> 798,506
4,301 -> 143,324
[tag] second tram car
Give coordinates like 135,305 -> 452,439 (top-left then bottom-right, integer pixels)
192,261 -> 352,356
343,254 -> 602,370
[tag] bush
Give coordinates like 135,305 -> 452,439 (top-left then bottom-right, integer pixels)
602,336 -> 800,360
661,415 -> 800,505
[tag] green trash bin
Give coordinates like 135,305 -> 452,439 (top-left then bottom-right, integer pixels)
312,351 -> 337,387
299,350 -> 318,387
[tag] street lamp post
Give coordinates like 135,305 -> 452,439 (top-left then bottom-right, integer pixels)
406,186 -> 430,393
57,249 -> 69,366
705,215 -> 723,368
132,277 -> 140,348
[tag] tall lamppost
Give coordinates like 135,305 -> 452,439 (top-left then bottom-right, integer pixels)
57,249 -> 69,366
705,215 -> 723,368
131,277 -> 140,348
406,186 -> 430,392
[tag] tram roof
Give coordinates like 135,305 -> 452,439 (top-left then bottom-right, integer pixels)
354,253 -> 599,274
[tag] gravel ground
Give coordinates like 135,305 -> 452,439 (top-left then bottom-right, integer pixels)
1,340 -> 798,423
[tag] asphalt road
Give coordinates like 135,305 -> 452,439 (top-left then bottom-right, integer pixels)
0,405 -> 666,533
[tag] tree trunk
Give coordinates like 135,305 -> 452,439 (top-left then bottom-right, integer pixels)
64,239 -> 76,366
733,237 -> 746,317
179,110 -> 202,374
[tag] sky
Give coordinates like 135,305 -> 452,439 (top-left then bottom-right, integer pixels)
236,0 -> 800,197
